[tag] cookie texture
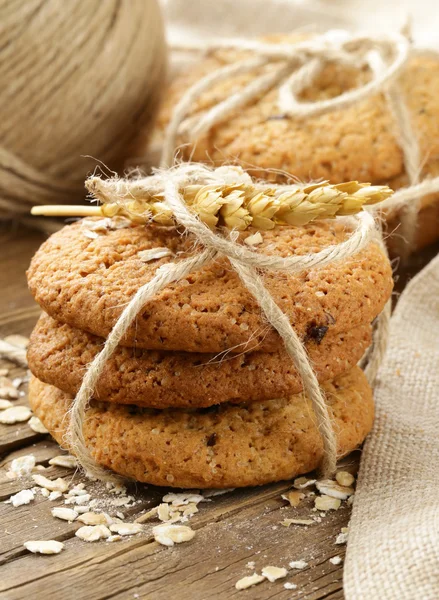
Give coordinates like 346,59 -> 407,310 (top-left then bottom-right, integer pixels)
27,218 -> 392,353
156,47 -> 439,250
29,367 -> 374,488
28,313 -> 372,408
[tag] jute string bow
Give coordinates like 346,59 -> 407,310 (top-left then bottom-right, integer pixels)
161,29 -> 439,256
66,163 -> 388,483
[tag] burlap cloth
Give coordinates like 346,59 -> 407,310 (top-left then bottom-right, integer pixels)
160,1 -> 439,596
344,252 -> 439,599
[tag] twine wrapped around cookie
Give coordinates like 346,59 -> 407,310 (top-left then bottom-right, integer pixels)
56,164 -> 391,483
160,29 -> 439,257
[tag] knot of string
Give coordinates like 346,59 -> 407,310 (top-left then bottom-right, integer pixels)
66,164 -> 382,483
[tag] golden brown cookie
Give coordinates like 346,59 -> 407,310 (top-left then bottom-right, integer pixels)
28,313 -> 372,408
155,46 -> 439,251
27,218 -> 392,353
29,366 -> 374,488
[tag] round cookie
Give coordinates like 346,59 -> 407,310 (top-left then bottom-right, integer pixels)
29,366 -> 374,488
155,45 -> 439,251
27,218 -> 392,353
28,313 -> 372,408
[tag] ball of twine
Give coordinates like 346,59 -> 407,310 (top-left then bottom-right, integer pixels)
0,0 -> 167,216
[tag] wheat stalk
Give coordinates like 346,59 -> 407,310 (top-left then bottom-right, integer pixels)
32,176 -> 392,230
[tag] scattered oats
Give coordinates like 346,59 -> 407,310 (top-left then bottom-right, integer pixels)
289,560 -> 308,570
32,475 -> 68,493
0,406 -> 31,424
235,573 -> 265,590
330,556 -> 343,565
49,455 -> 77,469
106,535 -> 122,543
7,489 -> 34,507
293,477 -> 316,489
40,488 -> 50,498
52,507 -> 78,522
76,512 -> 111,526
162,493 -> 204,506
33,464 -> 46,471
110,523 -> 143,536
74,505 -> 90,514
116,512 -> 125,520
8,454 -> 36,477
336,471 -> 355,488
66,485 -> 87,496
316,479 -> 354,500
284,582 -> 297,590
261,566 -> 288,582
244,232 -> 263,246
12,377 -> 23,389
335,529 -> 349,545
110,496 -> 135,507
182,503 -> 199,517
246,561 -> 255,569
75,525 -> 111,542
49,491 -> 63,501
4,334 -> 29,349
135,506 -> 158,523
0,399 -> 13,410
24,540 -> 64,555
65,494 -> 91,506
314,495 -> 341,511
347,495 -> 354,506
281,490 -> 304,507
138,248 -> 174,262
281,518 -> 314,527
152,524 -> 195,547
157,503 -> 171,522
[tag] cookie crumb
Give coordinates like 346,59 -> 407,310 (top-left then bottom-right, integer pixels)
32,475 -> 68,493
24,540 -> 64,554
261,566 -> 288,582
109,523 -> 143,536
284,582 -> 298,590
314,495 -> 341,511
8,454 -> 36,478
330,556 -> 343,565
335,471 -> 355,487
289,560 -> 308,570
7,489 -> 35,507
49,455 -> 78,469
316,479 -> 354,500
235,573 -> 265,590
75,525 -> 111,542
281,490 -> 304,507
152,524 -> 195,547
51,507 -> 78,522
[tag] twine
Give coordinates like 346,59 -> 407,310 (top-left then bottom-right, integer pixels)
66,164 -> 383,483
1,0 -> 166,216
161,29 -> 438,255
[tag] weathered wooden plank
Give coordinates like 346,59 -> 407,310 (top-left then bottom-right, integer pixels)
0,484 -> 350,600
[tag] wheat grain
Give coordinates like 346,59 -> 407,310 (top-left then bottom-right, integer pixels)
32,177 -> 391,231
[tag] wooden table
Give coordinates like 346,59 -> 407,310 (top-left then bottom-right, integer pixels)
0,223 -> 437,600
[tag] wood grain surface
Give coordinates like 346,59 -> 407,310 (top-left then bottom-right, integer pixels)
0,222 -> 437,600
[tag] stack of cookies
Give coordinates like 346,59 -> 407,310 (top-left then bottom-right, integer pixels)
26,214 -> 393,488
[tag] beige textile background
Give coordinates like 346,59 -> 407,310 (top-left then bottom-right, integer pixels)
161,1 -> 439,597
